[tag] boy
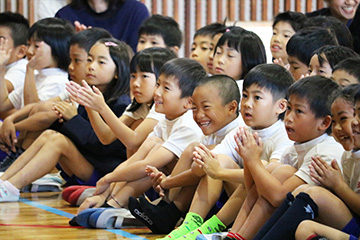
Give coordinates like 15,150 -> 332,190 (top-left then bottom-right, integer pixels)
0,28 -> 112,171
286,27 -> 338,80
72,58 -> 206,228
270,11 -> 306,65
128,74 -> 242,233
223,76 -> 343,240
190,23 -> 226,73
136,14 -> 182,55
332,58 -> 360,87
140,64 -> 295,239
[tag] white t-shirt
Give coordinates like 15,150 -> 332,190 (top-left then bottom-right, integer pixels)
201,116 -> 243,146
123,103 -> 164,122
341,150 -> 360,195
236,79 -> 243,97
213,120 -> 292,167
8,68 -> 69,109
148,110 -> 203,158
281,134 -> 344,185
5,58 -> 28,90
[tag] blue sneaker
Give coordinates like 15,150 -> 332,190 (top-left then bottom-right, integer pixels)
76,208 -> 102,228
88,208 -> 134,229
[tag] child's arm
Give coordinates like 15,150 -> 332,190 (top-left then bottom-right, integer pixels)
0,39 -> 16,112
310,156 -> 360,216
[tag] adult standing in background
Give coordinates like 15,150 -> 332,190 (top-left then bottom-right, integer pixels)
55,0 -> 149,52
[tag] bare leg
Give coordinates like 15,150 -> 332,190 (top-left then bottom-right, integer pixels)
295,220 -> 352,240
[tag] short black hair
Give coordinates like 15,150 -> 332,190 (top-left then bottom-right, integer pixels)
69,27 -> 112,53
354,87 -> 360,103
127,47 -> 177,112
29,17 -> 75,71
273,11 -> 307,32
333,58 -> 360,83
138,14 -> 182,48
0,11 -> 29,47
243,64 -> 294,119
286,27 -> 338,66
194,22 -> 227,39
332,84 -> 360,107
304,16 -> 354,49
313,45 -> 359,69
288,76 -> 340,133
160,58 -> 206,98
215,27 -> 267,79
197,74 -> 240,108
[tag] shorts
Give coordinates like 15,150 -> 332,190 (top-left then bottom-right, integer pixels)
342,214 -> 360,238
56,163 -> 103,186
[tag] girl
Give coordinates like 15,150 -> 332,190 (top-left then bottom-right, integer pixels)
0,38 -> 133,202
213,26 -> 267,94
252,84 -> 360,240
332,58 -> 360,87
308,45 -> 359,78
62,47 -> 177,206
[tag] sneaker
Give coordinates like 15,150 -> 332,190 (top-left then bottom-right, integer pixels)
76,208 -> 99,228
0,148 -> 24,172
0,181 -> 20,202
196,232 -> 228,240
30,173 -> 64,192
62,185 -> 95,206
88,208 -> 135,229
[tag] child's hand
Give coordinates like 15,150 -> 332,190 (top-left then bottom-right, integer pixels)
145,165 -> 166,197
76,80 -> 106,112
65,81 -> 82,103
0,118 -> 17,152
77,195 -> 106,215
0,38 -> 12,67
299,73 -> 310,79
74,21 -> 89,32
234,126 -> 263,164
273,58 -> 290,70
27,41 -> 49,70
52,100 -> 77,122
309,156 -> 343,189
94,176 -> 111,196
193,143 -> 221,179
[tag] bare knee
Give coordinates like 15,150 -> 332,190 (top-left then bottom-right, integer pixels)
295,220 -> 314,240
271,165 -> 297,183
191,161 -> 205,177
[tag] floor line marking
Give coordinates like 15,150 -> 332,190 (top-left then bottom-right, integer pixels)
19,198 -> 148,240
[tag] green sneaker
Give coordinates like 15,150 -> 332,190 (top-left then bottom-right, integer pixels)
156,212 -> 203,240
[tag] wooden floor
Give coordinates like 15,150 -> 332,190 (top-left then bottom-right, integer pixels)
0,192 -> 164,240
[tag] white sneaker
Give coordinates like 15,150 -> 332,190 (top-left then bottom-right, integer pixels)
0,181 -> 20,202
196,232 -> 228,240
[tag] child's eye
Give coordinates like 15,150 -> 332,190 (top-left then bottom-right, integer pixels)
142,74 -> 149,78
254,96 -> 261,100
296,109 -> 303,114
242,93 -> 248,99
130,74 -> 136,79
340,116 -> 348,121
201,47 -> 209,51
272,31 -> 277,36
191,47 -> 195,51
99,61 -> 105,65
286,106 -> 291,111
204,105 -> 210,109
87,58 -> 92,63
165,86 -> 170,90
151,41 -> 159,45
284,34 -> 291,38
139,40 -> 145,44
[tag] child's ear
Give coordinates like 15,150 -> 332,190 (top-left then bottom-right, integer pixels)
169,46 -> 179,56
15,44 -> 28,59
275,98 -> 287,115
318,115 -> 332,131
227,100 -> 238,115
183,96 -> 193,109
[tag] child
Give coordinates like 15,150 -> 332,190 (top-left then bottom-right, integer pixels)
0,28 -> 112,171
190,23 -> 226,73
332,58 -> 360,87
0,12 -> 29,94
286,27 -> 338,80
224,76 -> 343,240
72,58 -> 206,229
128,74 -> 242,233
308,45 -> 359,78
0,17 -> 74,118
270,11 -> 306,65
148,63 -> 294,239
136,14 -> 182,55
213,27 -> 267,94
0,38 -> 132,202
251,84 -> 360,239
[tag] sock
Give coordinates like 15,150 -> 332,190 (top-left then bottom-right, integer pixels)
224,232 -> 247,240
3,181 -> 20,196
139,195 -> 182,234
159,212 -> 203,240
260,192 -> 318,240
179,215 -> 227,240
253,192 -> 295,239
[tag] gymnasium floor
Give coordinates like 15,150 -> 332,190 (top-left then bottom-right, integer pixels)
0,192 -> 163,240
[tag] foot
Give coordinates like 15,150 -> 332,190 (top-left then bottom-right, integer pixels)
0,181 -> 20,202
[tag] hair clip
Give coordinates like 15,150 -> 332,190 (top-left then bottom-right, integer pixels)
226,28 -> 230,32
104,42 -> 118,47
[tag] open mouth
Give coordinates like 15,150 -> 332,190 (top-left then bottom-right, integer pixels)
198,121 -> 211,127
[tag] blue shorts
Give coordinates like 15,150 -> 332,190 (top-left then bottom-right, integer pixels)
56,164 -> 102,186
342,215 -> 360,238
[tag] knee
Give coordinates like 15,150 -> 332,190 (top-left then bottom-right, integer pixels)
191,161 -> 205,177
38,130 -> 57,141
29,101 -> 53,115
185,142 -> 200,154
295,220 -> 314,239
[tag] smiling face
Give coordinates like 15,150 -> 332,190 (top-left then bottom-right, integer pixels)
214,42 -> 243,80
86,43 -> 116,92
332,69 -> 359,87
285,95 -> 326,142
270,21 -> 296,64
328,0 -> 359,22
190,35 -> 212,73
68,44 -> 88,84
136,34 -> 167,52
331,98 -> 355,150
153,74 -> 190,120
241,84 -> 283,130
192,84 -> 236,135
130,70 -> 157,104
288,56 -> 309,80
308,54 -> 333,78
